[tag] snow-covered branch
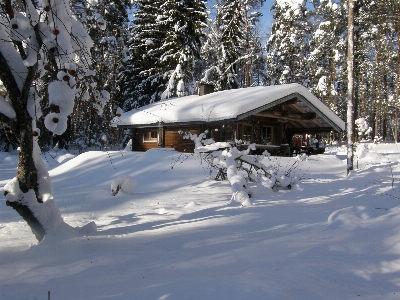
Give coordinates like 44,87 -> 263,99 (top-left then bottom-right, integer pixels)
182,129 -> 303,206
225,150 -> 252,206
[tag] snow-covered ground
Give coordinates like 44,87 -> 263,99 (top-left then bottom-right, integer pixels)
1,143 -> 400,300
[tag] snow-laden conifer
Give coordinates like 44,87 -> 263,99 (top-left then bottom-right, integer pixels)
122,0 -> 206,110
201,0 -> 264,91
308,0 -> 347,117
265,0 -> 310,86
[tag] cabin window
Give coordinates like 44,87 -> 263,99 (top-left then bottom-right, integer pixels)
261,126 -> 278,144
220,124 -> 235,143
143,130 -> 158,142
242,125 -> 252,144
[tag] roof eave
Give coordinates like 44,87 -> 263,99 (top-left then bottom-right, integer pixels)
116,118 -> 239,129
237,92 -> 345,132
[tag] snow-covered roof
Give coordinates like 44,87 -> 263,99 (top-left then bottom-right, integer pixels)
112,83 -> 345,132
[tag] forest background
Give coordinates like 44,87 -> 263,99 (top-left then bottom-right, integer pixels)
1,0 -> 399,153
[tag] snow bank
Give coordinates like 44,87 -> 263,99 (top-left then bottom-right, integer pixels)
1,143 -> 400,300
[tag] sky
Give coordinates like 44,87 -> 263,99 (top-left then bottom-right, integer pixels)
259,0 -> 276,30
257,0 -> 276,42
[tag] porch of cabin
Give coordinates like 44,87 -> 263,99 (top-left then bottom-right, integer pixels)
129,120 -> 335,156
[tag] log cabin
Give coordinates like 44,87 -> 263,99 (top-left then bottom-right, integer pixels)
111,83 -> 345,155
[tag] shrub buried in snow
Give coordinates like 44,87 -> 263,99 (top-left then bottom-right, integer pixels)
181,131 -> 306,207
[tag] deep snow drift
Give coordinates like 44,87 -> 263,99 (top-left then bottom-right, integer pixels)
1,143 -> 400,300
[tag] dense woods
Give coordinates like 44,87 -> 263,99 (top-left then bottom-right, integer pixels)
1,0 -> 400,153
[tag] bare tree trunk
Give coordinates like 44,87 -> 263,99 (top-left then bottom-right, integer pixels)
396,13 -> 400,143
4,104 -> 46,241
0,47 -> 47,241
244,6 -> 251,88
347,0 -> 355,175
396,105 -> 399,143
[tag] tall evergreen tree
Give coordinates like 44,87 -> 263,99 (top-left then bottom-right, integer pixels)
395,1 -> 400,142
122,0 -> 165,110
122,0 -> 207,111
265,0 -> 310,86
244,1 -> 266,87
308,0 -> 347,117
158,0 -> 207,99
201,0 -> 265,91
347,0 -> 355,175
364,0 -> 398,140
217,0 -> 247,89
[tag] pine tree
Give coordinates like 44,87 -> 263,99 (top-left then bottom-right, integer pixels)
395,2 -> 400,142
308,0 -> 347,117
158,0 -> 207,99
265,0 -> 310,86
365,0 -> 398,141
201,0 -> 265,91
122,0 -> 165,110
347,0 -> 355,174
122,0 -> 207,111
217,0 -> 247,89
350,0 -> 399,141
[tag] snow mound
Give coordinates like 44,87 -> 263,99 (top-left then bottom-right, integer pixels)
111,175 -> 137,196
185,201 -> 201,208
136,148 -> 177,162
75,221 -> 97,234
156,208 -> 168,215
247,184 -> 274,197
327,206 -> 371,229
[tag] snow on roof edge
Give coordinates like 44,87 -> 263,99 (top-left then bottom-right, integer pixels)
112,84 -> 345,131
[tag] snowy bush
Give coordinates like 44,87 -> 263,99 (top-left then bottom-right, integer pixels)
374,135 -> 382,144
355,118 -> 372,141
180,130 -> 304,206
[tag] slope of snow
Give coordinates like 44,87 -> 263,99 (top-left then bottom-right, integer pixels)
0,143 -> 400,300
